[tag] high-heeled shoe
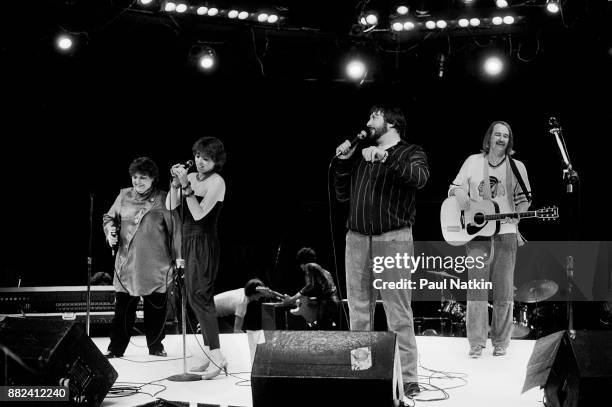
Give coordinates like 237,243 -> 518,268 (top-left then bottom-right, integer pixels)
188,346 -> 211,372
201,359 -> 227,380
201,348 -> 227,380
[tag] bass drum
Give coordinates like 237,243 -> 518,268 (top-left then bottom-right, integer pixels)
512,303 -> 531,339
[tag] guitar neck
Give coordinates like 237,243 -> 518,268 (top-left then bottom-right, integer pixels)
484,211 -> 537,221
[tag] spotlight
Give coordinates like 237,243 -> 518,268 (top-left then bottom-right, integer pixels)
458,18 -> 469,27
495,0 -> 508,8
397,6 -> 409,15
392,22 -> 404,32
196,6 -> 208,15
403,21 -> 415,30
483,55 -> 504,77
436,20 -> 447,29
546,0 -> 560,14
257,13 -> 268,22
267,14 -> 279,23
197,47 -> 216,70
176,3 -> 187,13
238,11 -> 249,20
164,2 -> 176,12
365,13 -> 378,26
503,16 -> 515,24
425,20 -> 436,29
346,59 -> 367,81
138,0 -> 153,5
208,7 -> 219,16
56,34 -> 73,52
492,16 -> 503,25
469,18 -> 481,27
228,10 -> 239,19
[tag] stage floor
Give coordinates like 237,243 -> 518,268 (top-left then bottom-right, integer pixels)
96,333 -> 544,407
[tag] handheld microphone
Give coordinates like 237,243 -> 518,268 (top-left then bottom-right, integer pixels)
184,160 -> 194,169
336,130 -> 368,157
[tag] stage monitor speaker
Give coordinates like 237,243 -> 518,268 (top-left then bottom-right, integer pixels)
0,316 -> 118,405
251,330 -> 402,407
523,330 -> 612,407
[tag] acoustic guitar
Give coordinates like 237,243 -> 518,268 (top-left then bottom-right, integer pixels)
440,196 -> 558,246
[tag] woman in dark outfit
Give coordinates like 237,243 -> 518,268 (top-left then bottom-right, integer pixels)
167,137 -> 227,379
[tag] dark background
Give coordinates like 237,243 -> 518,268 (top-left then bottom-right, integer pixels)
0,0 -> 610,301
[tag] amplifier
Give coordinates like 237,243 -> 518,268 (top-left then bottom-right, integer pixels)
0,285 -> 142,314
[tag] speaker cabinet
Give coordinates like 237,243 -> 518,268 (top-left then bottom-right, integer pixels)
523,330 -> 612,407
0,317 -> 118,405
251,330 -> 402,407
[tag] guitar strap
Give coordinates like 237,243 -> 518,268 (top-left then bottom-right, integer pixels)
481,155 -> 496,264
508,156 -> 530,246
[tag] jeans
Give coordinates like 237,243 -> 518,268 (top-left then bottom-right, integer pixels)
345,227 -> 418,383
466,234 -> 517,349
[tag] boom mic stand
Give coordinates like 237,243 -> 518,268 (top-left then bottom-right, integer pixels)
549,117 -> 579,338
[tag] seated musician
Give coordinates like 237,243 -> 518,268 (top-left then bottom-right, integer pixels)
283,247 -> 340,330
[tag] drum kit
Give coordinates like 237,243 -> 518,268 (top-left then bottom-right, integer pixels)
431,271 -> 561,339
512,279 -> 560,339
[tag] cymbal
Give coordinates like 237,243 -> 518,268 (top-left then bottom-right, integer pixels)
425,270 -> 460,279
516,279 -> 558,303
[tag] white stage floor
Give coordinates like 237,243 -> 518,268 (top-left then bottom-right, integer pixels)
95,333 -> 543,407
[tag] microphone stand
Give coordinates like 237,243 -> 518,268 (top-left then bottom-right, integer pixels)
549,117 -> 579,339
167,182 -> 201,382
86,193 -> 94,336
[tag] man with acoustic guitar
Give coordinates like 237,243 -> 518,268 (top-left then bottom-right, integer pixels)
448,120 -> 531,358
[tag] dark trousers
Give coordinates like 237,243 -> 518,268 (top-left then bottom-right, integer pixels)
108,291 -> 167,355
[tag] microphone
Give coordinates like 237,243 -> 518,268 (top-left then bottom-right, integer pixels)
184,160 -> 194,169
336,130 -> 368,157
109,226 -> 119,257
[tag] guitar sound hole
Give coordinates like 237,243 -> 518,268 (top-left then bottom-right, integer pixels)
473,213 -> 485,226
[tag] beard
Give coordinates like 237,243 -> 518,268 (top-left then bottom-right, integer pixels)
369,123 -> 387,140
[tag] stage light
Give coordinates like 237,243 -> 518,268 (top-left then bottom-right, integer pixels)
228,10 -> 239,19
365,13 -> 378,25
458,18 -> 469,27
346,59 -> 367,81
56,34 -> 73,52
164,2 -> 176,12
257,13 -> 268,22
392,22 -> 404,32
359,16 -> 367,25
469,18 -> 480,26
138,0 -> 153,5
503,15 -> 515,24
196,6 -> 208,15
176,3 -> 187,13
492,16 -> 503,25
436,20 -> 447,29
197,47 -> 216,70
483,55 -> 504,77
208,7 -> 219,16
238,11 -> 249,20
425,20 -> 436,29
267,14 -> 279,23
496,0 -> 508,8
403,21 -> 415,30
397,6 -> 409,15
546,0 -> 560,14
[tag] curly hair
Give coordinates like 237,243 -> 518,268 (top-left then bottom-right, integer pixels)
296,247 -> 317,264
128,157 -> 159,185
192,137 -> 227,172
